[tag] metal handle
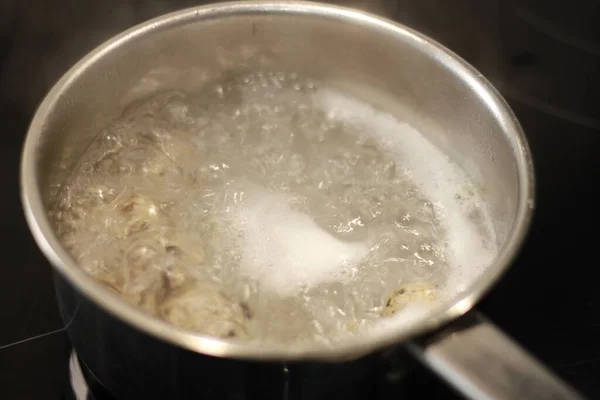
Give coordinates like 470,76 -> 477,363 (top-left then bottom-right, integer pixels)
408,312 -> 585,400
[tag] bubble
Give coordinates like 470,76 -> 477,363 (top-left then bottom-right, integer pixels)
51,72 -> 497,348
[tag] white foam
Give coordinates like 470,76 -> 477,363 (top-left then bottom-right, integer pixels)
230,186 -> 369,297
313,89 -> 498,297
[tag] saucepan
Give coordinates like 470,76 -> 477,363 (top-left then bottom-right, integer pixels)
21,2 -> 583,399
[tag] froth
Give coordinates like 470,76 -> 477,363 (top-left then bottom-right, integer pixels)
314,89 -> 498,297
226,184 -> 369,297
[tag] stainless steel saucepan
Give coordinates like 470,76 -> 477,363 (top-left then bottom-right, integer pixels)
21,2 -> 583,399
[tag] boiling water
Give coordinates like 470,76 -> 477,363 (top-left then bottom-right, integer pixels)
50,71 -> 497,347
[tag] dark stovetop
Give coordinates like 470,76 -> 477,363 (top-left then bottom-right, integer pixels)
1,0 -> 600,399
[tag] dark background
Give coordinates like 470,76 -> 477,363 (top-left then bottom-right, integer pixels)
1,0 -> 600,398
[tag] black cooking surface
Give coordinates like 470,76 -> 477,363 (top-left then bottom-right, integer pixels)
2,0 -> 600,398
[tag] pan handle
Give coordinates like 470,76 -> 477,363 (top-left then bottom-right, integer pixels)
407,312 -> 585,400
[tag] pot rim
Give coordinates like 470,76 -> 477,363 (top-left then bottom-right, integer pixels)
20,0 -> 535,362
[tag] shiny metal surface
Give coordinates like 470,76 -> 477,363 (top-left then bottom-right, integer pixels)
54,272 -> 380,399
21,1 -> 534,362
410,313 -> 585,400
